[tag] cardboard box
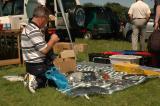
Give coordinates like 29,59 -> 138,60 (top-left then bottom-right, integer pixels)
10,16 -> 21,29
53,57 -> 77,73
60,50 -> 75,58
53,42 -> 88,53
74,44 -> 88,53
53,42 -> 73,53
0,16 -> 21,30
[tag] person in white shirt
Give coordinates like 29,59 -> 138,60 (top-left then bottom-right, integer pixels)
128,0 -> 151,51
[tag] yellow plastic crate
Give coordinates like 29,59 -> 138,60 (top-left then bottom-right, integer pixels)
113,63 -> 144,74
141,66 -> 160,76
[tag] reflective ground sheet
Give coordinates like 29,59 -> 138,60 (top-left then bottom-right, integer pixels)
66,62 -> 146,97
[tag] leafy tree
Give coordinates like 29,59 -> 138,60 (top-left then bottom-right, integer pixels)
83,3 -> 98,7
104,3 -> 129,23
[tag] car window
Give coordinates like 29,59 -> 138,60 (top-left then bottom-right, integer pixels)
0,0 -> 3,16
97,8 -> 106,20
14,0 -> 24,15
46,0 -> 55,14
1,0 -> 24,16
2,1 -> 12,16
61,0 -> 76,11
96,8 -> 110,24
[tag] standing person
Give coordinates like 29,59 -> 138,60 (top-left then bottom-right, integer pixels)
26,0 -> 46,22
21,6 -> 59,93
128,0 -> 151,51
154,0 -> 160,30
147,0 -> 160,67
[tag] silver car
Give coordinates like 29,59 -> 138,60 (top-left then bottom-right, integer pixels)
123,18 -> 154,41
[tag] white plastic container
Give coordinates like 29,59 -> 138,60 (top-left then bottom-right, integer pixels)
109,55 -> 142,64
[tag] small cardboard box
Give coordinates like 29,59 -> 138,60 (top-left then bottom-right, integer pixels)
53,42 -> 88,53
53,57 -> 77,73
74,44 -> 88,53
60,50 -> 75,58
53,42 -> 73,53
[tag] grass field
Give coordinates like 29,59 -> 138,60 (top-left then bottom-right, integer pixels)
0,38 -> 160,106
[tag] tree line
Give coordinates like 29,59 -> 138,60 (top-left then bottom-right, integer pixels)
83,2 -> 129,23
83,2 -> 154,23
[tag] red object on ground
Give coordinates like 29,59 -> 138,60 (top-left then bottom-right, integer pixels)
135,51 -> 153,57
102,73 -> 110,80
102,51 -> 122,55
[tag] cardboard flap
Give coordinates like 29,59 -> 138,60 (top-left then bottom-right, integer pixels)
60,50 -> 75,58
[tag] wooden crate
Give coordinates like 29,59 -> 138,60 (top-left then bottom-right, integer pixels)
0,29 -> 21,66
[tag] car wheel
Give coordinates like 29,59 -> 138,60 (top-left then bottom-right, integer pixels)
69,5 -> 85,28
126,30 -> 132,42
84,31 -> 92,39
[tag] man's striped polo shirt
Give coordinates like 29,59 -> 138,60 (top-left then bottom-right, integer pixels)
21,22 -> 47,63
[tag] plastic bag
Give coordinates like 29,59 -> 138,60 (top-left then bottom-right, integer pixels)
45,67 -> 70,91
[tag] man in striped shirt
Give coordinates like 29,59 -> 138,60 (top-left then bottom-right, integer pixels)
21,6 -> 59,93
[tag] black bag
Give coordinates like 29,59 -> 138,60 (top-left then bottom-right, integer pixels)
148,30 -> 160,52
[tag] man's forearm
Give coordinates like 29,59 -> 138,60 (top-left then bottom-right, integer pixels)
41,34 -> 59,54
155,5 -> 160,23
154,5 -> 160,30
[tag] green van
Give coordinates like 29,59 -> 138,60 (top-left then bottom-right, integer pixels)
82,7 -> 120,39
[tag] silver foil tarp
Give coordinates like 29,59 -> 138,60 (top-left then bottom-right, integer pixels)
65,62 -> 147,97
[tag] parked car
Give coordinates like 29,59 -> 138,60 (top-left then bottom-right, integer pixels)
123,18 -> 154,42
81,7 -> 120,39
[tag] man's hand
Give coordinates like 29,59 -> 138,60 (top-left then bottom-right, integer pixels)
128,14 -> 133,22
49,15 -> 56,21
50,34 -> 60,43
154,22 -> 159,31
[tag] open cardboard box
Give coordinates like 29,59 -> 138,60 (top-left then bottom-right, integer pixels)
53,57 -> 76,73
53,42 -> 88,53
74,43 -> 88,53
53,50 -> 77,73
53,42 -> 72,53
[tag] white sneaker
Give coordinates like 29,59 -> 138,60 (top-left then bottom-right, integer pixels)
27,74 -> 38,93
23,73 -> 28,87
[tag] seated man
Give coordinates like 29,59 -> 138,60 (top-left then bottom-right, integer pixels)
21,6 -> 59,93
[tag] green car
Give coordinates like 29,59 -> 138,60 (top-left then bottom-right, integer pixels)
82,7 -> 120,39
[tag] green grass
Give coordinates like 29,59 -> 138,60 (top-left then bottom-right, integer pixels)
76,38 -> 132,61
0,38 -> 160,106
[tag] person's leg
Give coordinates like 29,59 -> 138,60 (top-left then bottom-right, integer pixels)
139,19 -> 147,51
25,63 -> 47,92
132,24 -> 139,50
140,27 -> 146,51
25,63 -> 38,93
